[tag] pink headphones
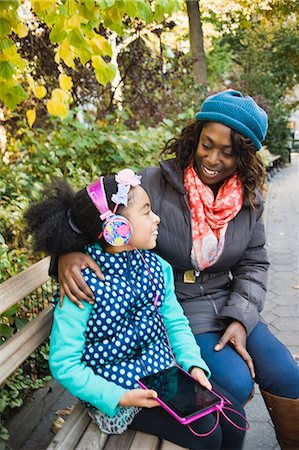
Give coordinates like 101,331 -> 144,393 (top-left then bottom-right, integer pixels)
87,177 -> 133,247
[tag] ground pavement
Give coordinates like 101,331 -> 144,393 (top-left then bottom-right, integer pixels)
22,154 -> 299,449
243,152 -> 299,450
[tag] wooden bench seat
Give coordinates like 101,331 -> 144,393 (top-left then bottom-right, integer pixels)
0,258 -> 187,450
47,402 -> 185,450
266,154 -> 282,179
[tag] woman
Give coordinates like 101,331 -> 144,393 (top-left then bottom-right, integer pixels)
52,90 -> 299,449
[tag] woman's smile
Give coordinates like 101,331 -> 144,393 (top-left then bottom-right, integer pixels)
195,122 -> 238,187
202,164 -> 221,177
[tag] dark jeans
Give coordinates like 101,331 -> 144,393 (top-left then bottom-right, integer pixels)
196,322 -> 299,405
129,382 -> 246,450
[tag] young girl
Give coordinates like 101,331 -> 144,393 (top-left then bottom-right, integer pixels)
25,169 -> 246,449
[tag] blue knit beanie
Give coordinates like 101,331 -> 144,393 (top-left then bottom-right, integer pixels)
195,90 -> 268,150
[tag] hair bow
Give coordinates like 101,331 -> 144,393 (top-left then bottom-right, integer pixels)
111,169 -> 142,206
115,169 -> 141,187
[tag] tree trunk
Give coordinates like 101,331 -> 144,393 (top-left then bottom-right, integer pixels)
186,0 -> 207,86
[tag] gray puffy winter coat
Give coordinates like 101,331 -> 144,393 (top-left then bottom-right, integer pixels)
140,159 -> 269,336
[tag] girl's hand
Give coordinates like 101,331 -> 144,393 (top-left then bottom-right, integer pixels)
58,252 -> 104,309
190,367 -> 212,390
118,389 -> 159,408
214,320 -> 255,379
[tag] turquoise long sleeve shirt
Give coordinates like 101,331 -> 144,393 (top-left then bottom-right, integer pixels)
49,249 -> 210,417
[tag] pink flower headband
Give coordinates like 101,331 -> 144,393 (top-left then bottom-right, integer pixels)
111,169 -> 141,207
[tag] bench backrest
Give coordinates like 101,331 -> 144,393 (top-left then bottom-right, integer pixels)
0,257 -> 52,386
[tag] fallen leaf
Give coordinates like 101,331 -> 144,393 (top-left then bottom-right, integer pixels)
51,416 -> 65,434
55,405 -> 75,416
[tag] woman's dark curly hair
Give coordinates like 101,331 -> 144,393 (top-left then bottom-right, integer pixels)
24,176 -> 128,255
161,120 -> 265,207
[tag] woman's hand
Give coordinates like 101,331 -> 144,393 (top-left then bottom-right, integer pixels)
190,367 -> 212,390
118,389 -> 159,408
214,320 -> 255,379
58,252 -> 104,309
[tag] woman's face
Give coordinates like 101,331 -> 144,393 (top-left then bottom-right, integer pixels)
194,122 -> 238,187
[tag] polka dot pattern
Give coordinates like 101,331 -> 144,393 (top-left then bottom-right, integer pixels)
80,246 -> 173,393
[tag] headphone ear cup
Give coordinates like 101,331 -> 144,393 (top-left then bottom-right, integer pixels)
102,215 -> 133,246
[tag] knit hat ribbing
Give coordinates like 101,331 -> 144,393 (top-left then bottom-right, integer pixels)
195,90 -> 268,150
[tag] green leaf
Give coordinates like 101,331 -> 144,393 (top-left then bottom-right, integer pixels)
79,5 -> 100,26
1,304 -> 18,317
96,0 -> 116,8
0,61 -> 16,79
154,5 -> 164,22
124,0 -> 138,18
106,62 -> 116,81
0,37 -> 13,50
0,84 -> 28,110
44,12 -> 60,26
0,324 -> 14,338
64,0 -> 78,16
93,57 -> 116,84
0,17 -> 11,38
83,0 -> 95,11
0,425 -> 9,442
49,20 -> 67,43
162,118 -> 174,127
135,1 -> 153,23
94,67 -> 109,86
15,317 -> 29,331
57,5 -> 68,17
68,28 -> 86,48
101,5 -> 124,34
78,47 -> 92,65
154,0 -> 177,21
0,1 -> 20,12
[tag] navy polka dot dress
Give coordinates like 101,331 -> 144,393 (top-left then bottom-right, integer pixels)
81,245 -> 173,403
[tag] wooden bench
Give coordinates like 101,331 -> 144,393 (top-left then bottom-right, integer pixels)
266,154 -> 282,179
259,147 -> 282,181
0,258 -> 186,450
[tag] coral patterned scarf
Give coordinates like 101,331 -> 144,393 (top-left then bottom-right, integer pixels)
184,165 -> 243,271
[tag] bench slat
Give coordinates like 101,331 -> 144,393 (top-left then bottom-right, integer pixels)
269,155 -> 281,162
160,440 -> 188,450
0,256 -> 50,315
104,429 -> 136,450
47,403 -> 90,450
128,432 -> 159,450
0,306 -> 53,386
76,421 -> 108,450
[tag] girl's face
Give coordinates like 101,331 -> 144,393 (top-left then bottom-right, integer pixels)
122,186 -> 160,250
194,122 -> 238,187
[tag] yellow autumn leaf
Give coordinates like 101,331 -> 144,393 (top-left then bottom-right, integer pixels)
91,55 -> 106,70
27,75 -> 47,99
27,75 -> 35,91
26,109 -> 36,128
2,45 -> 26,70
67,14 -> 88,29
59,74 -> 73,91
46,88 -> 71,120
34,85 -> 47,99
31,0 -> 56,11
90,35 -> 112,57
55,41 -> 76,68
16,23 -> 28,38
